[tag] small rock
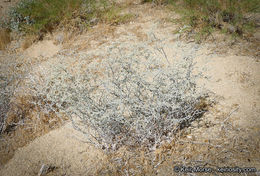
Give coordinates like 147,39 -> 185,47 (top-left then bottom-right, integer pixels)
38,164 -> 49,176
38,164 -> 56,176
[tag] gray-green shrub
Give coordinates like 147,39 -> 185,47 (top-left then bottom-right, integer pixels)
22,43 -> 209,151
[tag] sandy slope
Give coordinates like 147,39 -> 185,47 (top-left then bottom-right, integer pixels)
0,2 -> 259,175
0,123 -> 108,176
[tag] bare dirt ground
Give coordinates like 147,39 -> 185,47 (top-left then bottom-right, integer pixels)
0,1 -> 260,175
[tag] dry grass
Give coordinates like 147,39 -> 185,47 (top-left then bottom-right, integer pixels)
21,35 -> 36,50
0,95 -> 66,166
130,25 -> 149,41
0,28 -> 11,50
94,105 -> 260,175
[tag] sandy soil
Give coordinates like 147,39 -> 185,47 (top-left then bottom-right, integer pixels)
0,1 -> 259,176
24,40 -> 61,58
0,123 -> 108,176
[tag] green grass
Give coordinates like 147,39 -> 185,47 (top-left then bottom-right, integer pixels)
10,0 -> 84,33
144,0 -> 260,41
96,3 -> 135,25
6,0 -> 133,36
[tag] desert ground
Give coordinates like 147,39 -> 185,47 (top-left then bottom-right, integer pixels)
0,0 -> 259,175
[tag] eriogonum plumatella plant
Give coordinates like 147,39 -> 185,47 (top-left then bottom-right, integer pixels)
4,42 -> 209,152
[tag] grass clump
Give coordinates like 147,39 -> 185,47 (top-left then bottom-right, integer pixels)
100,6 -> 135,25
4,0 -> 133,37
8,0 -> 83,33
144,0 -> 260,41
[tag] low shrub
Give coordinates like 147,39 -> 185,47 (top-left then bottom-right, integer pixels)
22,44 -> 210,152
